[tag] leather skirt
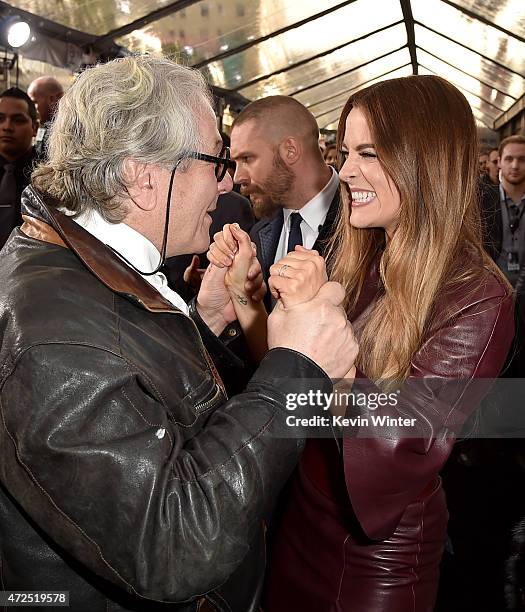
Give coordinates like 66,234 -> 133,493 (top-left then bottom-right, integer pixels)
264,440 -> 448,612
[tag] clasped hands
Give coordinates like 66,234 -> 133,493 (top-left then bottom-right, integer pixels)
195,224 -> 265,335
201,223 -> 358,381
206,223 -> 328,307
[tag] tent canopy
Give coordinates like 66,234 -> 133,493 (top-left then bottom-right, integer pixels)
2,0 -> 524,130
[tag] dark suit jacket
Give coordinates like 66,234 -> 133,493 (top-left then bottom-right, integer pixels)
479,178 -> 502,262
164,191 -> 255,300
0,148 -> 37,249
479,181 -> 525,368
250,189 -> 340,311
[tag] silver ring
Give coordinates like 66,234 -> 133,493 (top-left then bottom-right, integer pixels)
278,264 -> 289,277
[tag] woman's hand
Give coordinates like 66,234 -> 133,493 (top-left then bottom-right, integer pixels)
269,246 -> 328,308
208,224 -> 269,361
224,226 -> 257,293
207,223 -> 266,302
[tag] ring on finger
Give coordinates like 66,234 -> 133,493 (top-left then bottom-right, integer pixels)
278,264 -> 289,277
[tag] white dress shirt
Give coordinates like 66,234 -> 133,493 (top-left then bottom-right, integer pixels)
274,167 -> 339,264
73,209 -> 189,314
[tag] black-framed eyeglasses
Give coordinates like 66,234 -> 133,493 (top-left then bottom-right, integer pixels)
186,145 -> 236,182
110,146 -> 234,277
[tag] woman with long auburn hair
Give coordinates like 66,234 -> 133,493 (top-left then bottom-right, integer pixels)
328,74 -> 498,385
208,75 -> 514,611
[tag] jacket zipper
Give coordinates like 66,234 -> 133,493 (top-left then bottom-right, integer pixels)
194,382 -> 224,413
134,300 -> 228,404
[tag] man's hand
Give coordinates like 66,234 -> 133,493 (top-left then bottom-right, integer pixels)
197,263 -> 235,335
183,255 -> 205,294
268,282 -> 359,379
207,224 -> 238,268
269,246 -> 327,307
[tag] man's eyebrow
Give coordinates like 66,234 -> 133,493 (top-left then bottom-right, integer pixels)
231,149 -> 255,158
1,113 -> 28,120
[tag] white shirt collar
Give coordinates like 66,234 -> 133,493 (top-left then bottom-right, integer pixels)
283,167 -> 339,231
72,209 -> 189,314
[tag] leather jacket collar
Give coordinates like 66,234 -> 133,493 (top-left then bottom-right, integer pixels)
20,185 -> 176,314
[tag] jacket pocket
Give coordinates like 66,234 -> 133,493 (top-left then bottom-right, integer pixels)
194,381 -> 225,415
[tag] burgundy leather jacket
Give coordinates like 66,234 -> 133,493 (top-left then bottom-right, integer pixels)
342,259 -> 515,540
265,250 -> 515,612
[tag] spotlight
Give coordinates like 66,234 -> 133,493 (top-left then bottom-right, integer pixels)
0,14 -> 32,87
1,16 -> 31,49
7,20 -> 30,48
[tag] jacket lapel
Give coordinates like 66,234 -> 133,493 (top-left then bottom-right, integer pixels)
257,210 -> 284,282
313,187 -> 341,258
21,187 -> 177,313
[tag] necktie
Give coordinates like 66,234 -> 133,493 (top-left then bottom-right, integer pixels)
0,164 -> 17,207
0,163 -> 19,249
287,212 -> 303,253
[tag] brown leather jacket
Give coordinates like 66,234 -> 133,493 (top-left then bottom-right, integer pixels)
0,186 -> 331,612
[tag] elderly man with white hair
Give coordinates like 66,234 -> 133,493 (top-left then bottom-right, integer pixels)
0,56 -> 356,611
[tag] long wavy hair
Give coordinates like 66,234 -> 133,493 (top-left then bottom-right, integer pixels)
327,75 -> 507,384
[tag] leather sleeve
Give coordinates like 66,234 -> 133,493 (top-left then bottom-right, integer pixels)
188,297 -> 255,395
0,345 -> 330,602
342,280 -> 515,541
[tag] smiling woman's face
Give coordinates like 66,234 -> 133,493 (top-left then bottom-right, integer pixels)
339,107 -> 400,237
